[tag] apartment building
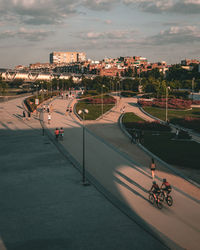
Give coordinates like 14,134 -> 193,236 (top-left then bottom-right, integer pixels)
50,52 -> 86,64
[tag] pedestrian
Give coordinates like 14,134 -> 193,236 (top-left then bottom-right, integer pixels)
22,110 -> 26,120
54,128 -> 59,140
150,158 -> 156,180
69,107 -> 72,113
175,128 -> 179,139
139,130 -> 144,144
66,107 -> 69,116
131,131 -> 135,143
48,113 -> 51,124
135,130 -> 139,143
59,127 -> 64,140
28,111 -> 31,120
47,105 -> 50,113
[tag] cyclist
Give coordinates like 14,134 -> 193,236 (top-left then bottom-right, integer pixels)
59,127 -> 64,140
161,178 -> 172,195
54,128 -> 59,140
149,181 -> 161,199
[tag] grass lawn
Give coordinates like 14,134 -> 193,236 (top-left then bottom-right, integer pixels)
143,131 -> 200,169
143,106 -> 200,132
76,102 -> 114,120
122,112 -> 200,169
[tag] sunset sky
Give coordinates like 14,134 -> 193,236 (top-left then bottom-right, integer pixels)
0,0 -> 200,68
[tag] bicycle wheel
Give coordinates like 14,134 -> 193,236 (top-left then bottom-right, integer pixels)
149,193 -> 155,205
159,192 -> 165,202
166,196 -> 173,206
156,200 -> 163,209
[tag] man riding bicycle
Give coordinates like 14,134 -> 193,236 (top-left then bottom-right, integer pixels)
161,178 -> 172,195
149,181 -> 161,198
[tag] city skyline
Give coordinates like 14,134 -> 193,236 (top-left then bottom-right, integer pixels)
0,0 -> 200,68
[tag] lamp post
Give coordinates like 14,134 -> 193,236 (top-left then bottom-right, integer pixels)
192,77 -> 195,102
78,109 -> 89,185
101,84 -> 105,117
166,86 -> 170,123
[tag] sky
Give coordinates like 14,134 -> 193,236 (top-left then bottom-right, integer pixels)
0,0 -> 200,68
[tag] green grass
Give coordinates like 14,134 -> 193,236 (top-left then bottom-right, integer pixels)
143,106 -> 200,120
76,102 -> 114,120
122,112 -> 200,169
143,131 -> 200,169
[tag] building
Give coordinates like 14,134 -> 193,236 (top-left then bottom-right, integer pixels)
50,52 -> 86,64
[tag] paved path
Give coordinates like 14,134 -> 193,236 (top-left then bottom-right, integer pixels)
43,96 -> 200,250
0,98 -> 171,250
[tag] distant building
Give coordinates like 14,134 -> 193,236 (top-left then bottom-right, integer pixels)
181,59 -> 200,66
50,51 -> 86,64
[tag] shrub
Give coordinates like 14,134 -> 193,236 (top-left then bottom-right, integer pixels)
139,98 -> 192,109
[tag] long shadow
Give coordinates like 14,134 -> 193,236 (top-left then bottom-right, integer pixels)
115,170 -> 149,193
114,175 -> 149,203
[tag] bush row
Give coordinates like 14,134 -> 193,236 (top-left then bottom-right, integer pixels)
124,120 -> 171,131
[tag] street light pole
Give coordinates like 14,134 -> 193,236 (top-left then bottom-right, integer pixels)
192,77 -> 195,102
101,85 -> 105,117
166,86 -> 170,123
78,109 -> 89,185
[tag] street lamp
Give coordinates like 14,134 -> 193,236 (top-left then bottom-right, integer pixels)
101,85 -> 105,117
192,77 -> 195,102
166,86 -> 170,123
78,109 -> 89,185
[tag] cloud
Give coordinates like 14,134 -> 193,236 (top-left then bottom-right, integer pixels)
0,0 -> 79,25
0,27 -> 54,41
80,30 -> 136,40
148,26 -> 200,45
123,0 -> 200,14
82,0 -> 120,11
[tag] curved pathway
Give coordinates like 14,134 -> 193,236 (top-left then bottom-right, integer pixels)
43,96 -> 200,250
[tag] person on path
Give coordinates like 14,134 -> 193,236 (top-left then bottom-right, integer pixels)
22,110 -> 26,120
28,111 -> 31,120
54,128 -> 59,140
59,127 -> 64,141
48,113 -> 51,124
150,158 -> 156,180
135,131 -> 139,143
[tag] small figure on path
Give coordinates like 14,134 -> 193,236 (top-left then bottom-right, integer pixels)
54,128 -> 59,140
59,127 -> 64,141
135,131 -> 139,143
22,110 -> 26,120
175,128 -> 179,139
48,113 -> 51,124
150,158 -> 156,180
28,111 -> 31,120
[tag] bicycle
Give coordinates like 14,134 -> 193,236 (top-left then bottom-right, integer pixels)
149,191 -> 163,209
160,189 -> 173,206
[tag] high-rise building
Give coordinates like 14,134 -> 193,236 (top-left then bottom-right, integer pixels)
49,51 -> 86,64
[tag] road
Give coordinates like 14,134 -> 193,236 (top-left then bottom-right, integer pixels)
43,95 -> 200,250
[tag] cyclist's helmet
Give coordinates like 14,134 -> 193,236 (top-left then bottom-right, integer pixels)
163,178 -> 166,182
153,181 -> 156,184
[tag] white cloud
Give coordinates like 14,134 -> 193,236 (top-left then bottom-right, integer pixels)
0,27 -> 54,41
149,26 -> 200,45
123,0 -> 200,14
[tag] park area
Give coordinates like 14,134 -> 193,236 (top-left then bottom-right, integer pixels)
76,94 -> 116,120
139,98 -> 200,133
122,112 -> 200,170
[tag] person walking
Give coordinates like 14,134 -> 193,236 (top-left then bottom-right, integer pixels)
150,158 -> 156,180
54,128 -> 59,140
48,113 -> 51,124
28,111 -> 31,120
59,127 -> 64,141
22,110 -> 26,120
